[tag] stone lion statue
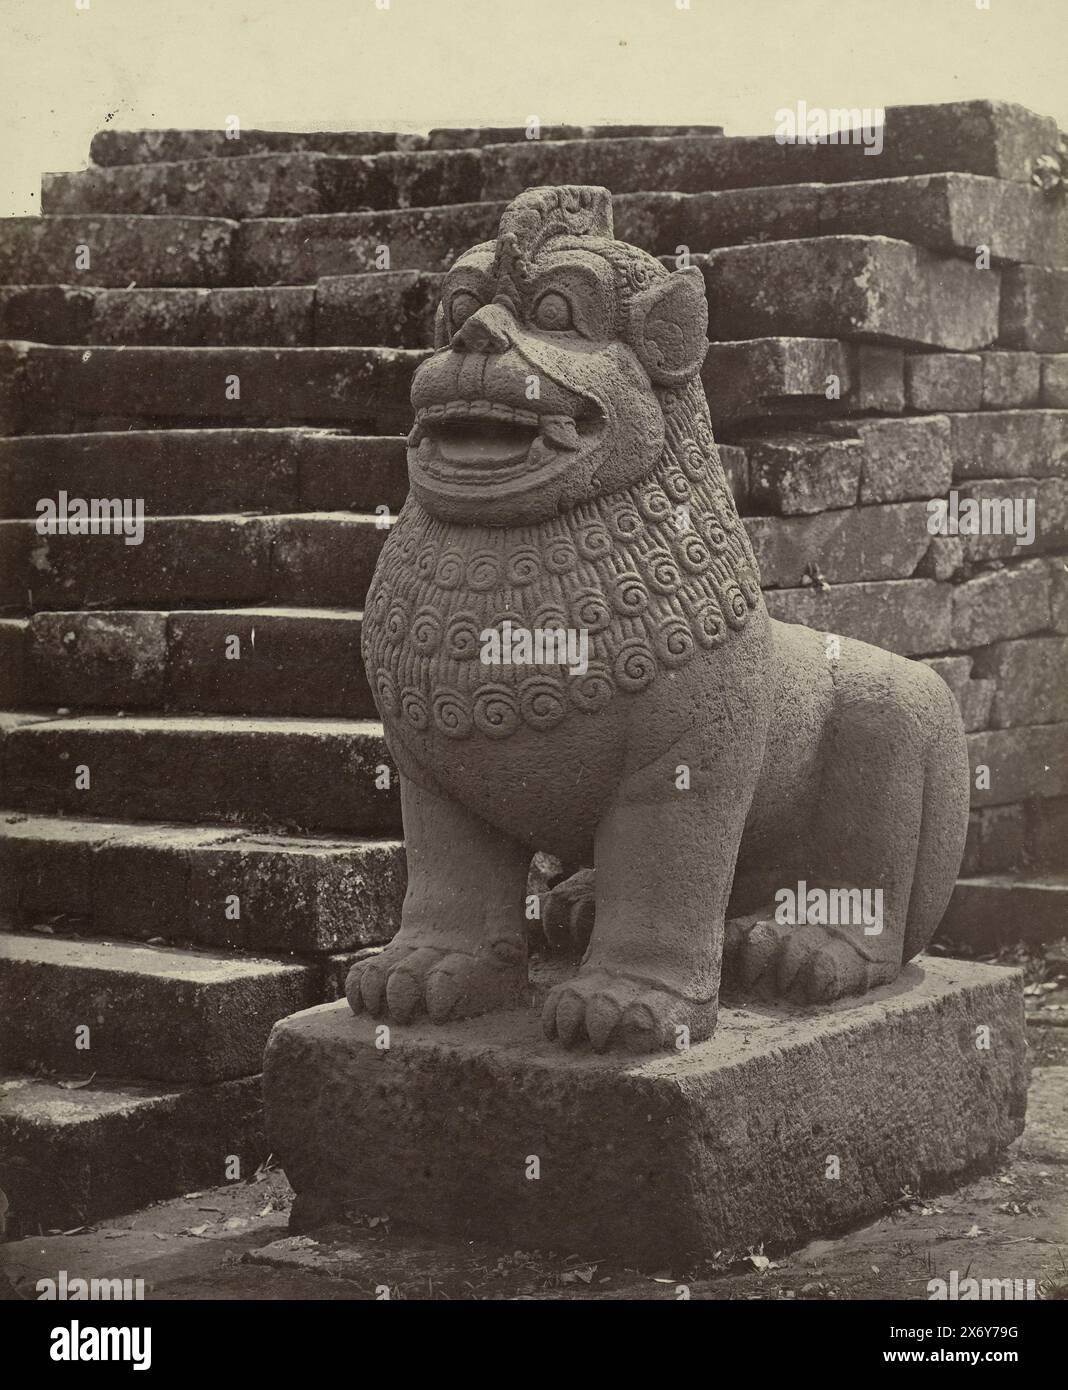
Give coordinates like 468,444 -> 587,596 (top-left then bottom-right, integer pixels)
347,185 -> 970,1052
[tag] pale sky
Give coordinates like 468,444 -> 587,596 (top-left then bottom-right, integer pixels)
1,0 -> 1065,218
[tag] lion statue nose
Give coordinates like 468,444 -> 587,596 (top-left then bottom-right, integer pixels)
451,302 -> 514,354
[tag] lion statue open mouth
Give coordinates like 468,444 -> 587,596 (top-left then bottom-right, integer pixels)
348,184 -> 970,1053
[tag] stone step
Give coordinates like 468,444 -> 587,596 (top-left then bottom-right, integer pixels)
764,577 -> 952,656
0,216 -> 236,288
0,343 -> 424,436
696,237 -> 1000,351
88,124 -> 726,167
23,607 -> 375,718
0,284 -> 315,347
0,429 -> 407,519
1,812 -> 403,953
967,724 -> 1068,807
0,932 -> 319,1083
1000,267 -> 1068,352
705,338 -> 907,425
42,150 -> 484,220
237,172 -> 1068,286
1,514 -> 387,611
0,617 -> 26,704
939,874 -> 1068,950
45,103 -> 1058,222
745,501 -> 933,588
0,713 -> 398,833
0,1070 -> 265,1237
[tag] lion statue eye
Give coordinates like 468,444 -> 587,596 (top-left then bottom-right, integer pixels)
449,291 -> 482,331
533,291 -> 573,331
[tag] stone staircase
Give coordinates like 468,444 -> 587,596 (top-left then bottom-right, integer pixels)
2,103 -> 1067,1236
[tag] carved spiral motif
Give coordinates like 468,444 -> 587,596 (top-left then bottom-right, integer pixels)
680,440 -> 708,482
638,484 -> 674,523
384,603 -> 409,645
432,687 -> 472,739
613,639 -> 657,692
544,537 -> 578,574
661,467 -> 692,502
532,601 -> 570,632
444,611 -> 482,660
410,606 -> 442,655
611,570 -> 650,616
518,676 -> 568,731
506,546 -> 541,585
655,616 -> 696,668
401,685 -> 429,730
608,504 -> 643,542
434,549 -> 465,589
374,668 -> 398,716
415,544 -> 438,581
718,579 -> 750,630
473,684 -> 520,739
693,601 -> 728,649
397,532 -> 419,562
569,662 -> 615,713
677,532 -> 712,574
576,521 -> 612,561
467,550 -> 501,592
740,572 -> 763,608
642,548 -> 682,595
571,587 -> 611,633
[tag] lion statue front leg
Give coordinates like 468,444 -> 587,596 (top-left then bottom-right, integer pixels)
346,771 -> 531,1023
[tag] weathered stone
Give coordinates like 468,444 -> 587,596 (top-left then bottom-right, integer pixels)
763,579 -> 952,655
0,715 -> 399,833
744,502 -> 931,588
90,286 -> 315,346
266,960 -> 1027,1265
237,204 -> 505,283
951,560 -> 1052,646
855,415 -> 953,504
13,345 -> 425,435
1025,796 -> 1068,870
704,337 -> 850,425
167,607 -> 374,718
0,618 -> 26,705
849,345 -> 905,414
981,352 -> 1042,409
0,285 -> 95,343
90,128 -> 425,166
744,434 -> 862,514
819,173 -> 1068,266
968,724 -> 1068,805
915,535 -> 964,581
940,877 -> 1068,950
698,237 -> 999,350
268,515 -> 387,606
971,804 -> 1027,873
0,1072 -> 265,1237
0,813 -> 404,952
28,610 -> 169,708
717,443 -> 748,510
10,515 -> 274,610
971,636 -> 1068,728
1042,355 -> 1068,406
0,430 -> 302,518
315,272 -> 441,348
296,432 -> 408,512
0,934 -> 318,1083
949,410 -> 1068,481
921,656 -> 994,732
42,150 -> 483,220
1051,556 -> 1068,633
905,353 -> 983,412
685,184 -> 822,249
999,267 -> 1068,352
921,654 -> 974,705
0,215 -> 235,288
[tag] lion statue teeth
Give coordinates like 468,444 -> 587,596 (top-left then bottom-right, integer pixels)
348,184 -> 971,1053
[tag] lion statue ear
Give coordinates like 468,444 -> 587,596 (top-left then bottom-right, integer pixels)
627,266 -> 709,387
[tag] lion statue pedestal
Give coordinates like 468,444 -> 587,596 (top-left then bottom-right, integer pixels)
263,186 -> 1028,1263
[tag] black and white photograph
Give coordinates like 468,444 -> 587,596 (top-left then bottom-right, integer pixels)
0,0 -> 1065,1351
